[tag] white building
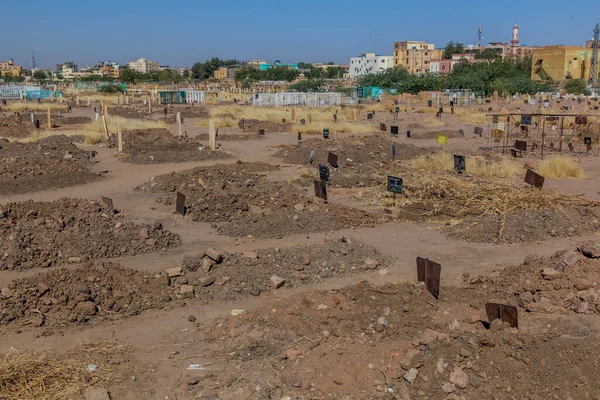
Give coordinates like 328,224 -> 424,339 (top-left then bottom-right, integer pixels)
349,53 -> 394,78
127,58 -> 160,73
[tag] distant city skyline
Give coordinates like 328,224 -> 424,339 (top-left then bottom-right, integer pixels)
2,0 -> 598,69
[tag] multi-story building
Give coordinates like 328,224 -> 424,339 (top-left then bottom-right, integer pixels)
100,65 -> 121,79
429,54 -> 492,75
349,53 -> 394,78
0,59 -> 23,77
393,41 -> 442,74
226,65 -> 239,79
530,46 -> 593,82
127,58 -> 159,73
56,62 -> 78,73
214,67 -> 228,80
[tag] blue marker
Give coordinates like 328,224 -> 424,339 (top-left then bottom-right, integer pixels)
309,149 -> 315,164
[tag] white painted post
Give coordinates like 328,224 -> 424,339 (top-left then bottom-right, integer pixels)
117,119 -> 122,153
177,112 -> 182,137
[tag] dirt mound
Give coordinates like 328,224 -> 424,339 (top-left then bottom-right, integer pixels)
0,115 -> 33,138
195,132 -> 263,141
0,198 -> 182,270
0,135 -> 101,195
448,207 -> 600,243
179,106 -> 209,119
33,114 -> 92,126
406,123 -> 425,130
0,262 -> 175,329
136,161 -> 382,238
412,129 -> 464,139
107,106 -> 150,119
274,136 -> 434,188
107,129 -> 232,164
193,257 -> 600,399
238,119 -> 293,133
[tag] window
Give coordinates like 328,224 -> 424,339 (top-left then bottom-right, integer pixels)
425,52 -> 428,56
395,51 -> 398,56
406,51 -> 409,56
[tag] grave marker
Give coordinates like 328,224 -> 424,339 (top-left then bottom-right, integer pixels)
437,135 -> 448,147
176,192 -> 186,216
392,145 -> 396,161
379,123 -> 387,132
416,257 -> 441,299
101,196 -> 114,210
258,129 -> 265,136
391,126 -> 399,136
575,116 -> 588,125
524,169 -> 544,188
297,132 -> 302,145
208,120 -> 216,150
309,149 -> 315,164
453,155 -> 465,174
485,303 -> 518,329
318,164 -> 330,183
323,128 -> 329,139
313,180 -> 328,202
327,152 -> 338,168
176,112 -> 182,137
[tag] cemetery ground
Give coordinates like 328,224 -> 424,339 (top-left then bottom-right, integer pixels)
1,97 -> 600,399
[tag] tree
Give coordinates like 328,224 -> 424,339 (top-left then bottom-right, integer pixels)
191,58 -> 240,80
158,69 -> 172,82
288,79 -> 324,92
443,41 -> 465,59
475,48 -> 502,60
325,66 -> 343,79
564,79 -> 591,95
56,73 -> 64,80
33,70 -> 47,80
326,61 -> 335,65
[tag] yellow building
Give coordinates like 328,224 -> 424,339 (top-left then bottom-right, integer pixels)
100,65 -> 121,79
0,59 -> 22,77
393,41 -> 442,74
531,46 -> 592,82
214,67 -> 228,80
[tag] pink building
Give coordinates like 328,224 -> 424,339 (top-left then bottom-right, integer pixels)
429,54 -> 491,75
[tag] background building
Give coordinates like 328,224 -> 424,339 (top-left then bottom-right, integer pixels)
127,58 -> 159,73
56,62 -> 78,73
429,54 -> 492,75
349,53 -> 394,78
530,46 -> 592,82
0,59 -> 22,77
393,41 -> 442,74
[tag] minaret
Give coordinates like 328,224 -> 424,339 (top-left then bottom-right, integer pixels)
511,24 -> 520,56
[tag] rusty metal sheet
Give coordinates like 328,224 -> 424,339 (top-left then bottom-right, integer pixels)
524,169 -> 544,188
380,123 -> 387,132
101,196 -> 114,210
327,152 -> 338,168
176,192 -> 186,216
297,132 -> 302,143
485,303 -> 519,329
258,129 -> 265,136
416,257 -> 441,299
474,127 -> 483,136
514,140 -> 527,152
575,116 -> 588,125
313,180 -> 327,201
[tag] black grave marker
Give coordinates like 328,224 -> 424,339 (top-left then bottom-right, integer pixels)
323,128 -> 329,139
387,176 -> 403,194
453,155 -> 465,174
391,126 -> 399,136
485,303 -> 518,329
318,164 -> 330,183
524,169 -> 544,188
327,152 -> 338,168
176,192 -> 186,216
416,257 -> 441,299
313,180 -> 328,202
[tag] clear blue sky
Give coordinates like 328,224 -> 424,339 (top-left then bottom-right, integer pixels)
2,0 -> 598,69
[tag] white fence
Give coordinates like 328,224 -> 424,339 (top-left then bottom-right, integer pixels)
252,92 -> 352,107
184,90 -> 205,104
0,85 -> 24,100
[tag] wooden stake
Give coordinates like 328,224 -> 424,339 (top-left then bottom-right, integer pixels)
208,119 -> 216,150
291,107 -> 296,122
102,114 -> 109,140
47,106 -> 51,128
117,119 -> 122,153
148,99 -> 152,114
177,112 -> 182,137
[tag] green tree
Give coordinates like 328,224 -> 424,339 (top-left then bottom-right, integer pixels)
191,58 -> 240,80
56,73 -> 64,80
475,48 -> 502,60
33,70 -> 47,79
288,79 -> 324,92
325,66 -> 343,79
158,69 -> 172,82
564,79 -> 591,95
443,41 -> 465,59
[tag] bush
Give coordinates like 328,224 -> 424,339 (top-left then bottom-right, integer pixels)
98,85 -> 123,94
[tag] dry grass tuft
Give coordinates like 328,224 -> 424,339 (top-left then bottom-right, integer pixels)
289,168 -> 317,183
422,117 -> 445,128
7,102 -> 68,112
412,152 -> 521,178
291,121 -> 375,135
537,155 -> 584,179
456,110 -> 486,125
0,340 -> 131,400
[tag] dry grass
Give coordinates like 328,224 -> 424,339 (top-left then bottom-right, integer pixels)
422,117 -> 445,128
537,155 -> 584,179
412,152 -> 521,179
455,109 -> 486,125
7,102 -> 68,112
291,121 -> 375,135
0,340 -> 131,400
289,168 -> 317,183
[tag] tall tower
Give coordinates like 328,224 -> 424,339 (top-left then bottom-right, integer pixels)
511,24 -> 520,56
478,26 -> 483,48
32,50 -> 36,70
590,23 -> 599,85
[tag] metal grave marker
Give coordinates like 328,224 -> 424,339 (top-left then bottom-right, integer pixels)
327,152 -> 338,168
176,192 -> 186,216
323,128 -> 330,139
453,155 -> 465,174
309,149 -> 315,164
387,176 -> 403,194
474,127 -> 483,136
392,145 -> 396,161
524,169 -> 544,189
297,132 -> 302,144
416,257 -> 441,299
313,180 -> 328,202
318,164 -> 330,183
391,126 -> 399,136
485,303 -> 518,329
101,196 -> 114,210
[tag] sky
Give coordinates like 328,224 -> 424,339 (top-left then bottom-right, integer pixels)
2,0 -> 598,70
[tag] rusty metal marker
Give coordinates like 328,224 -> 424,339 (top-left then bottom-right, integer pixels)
313,180 -> 327,202
176,192 -> 186,216
485,303 -> 518,329
524,169 -> 544,189
101,196 -> 114,210
327,152 -> 338,168
416,257 -> 441,299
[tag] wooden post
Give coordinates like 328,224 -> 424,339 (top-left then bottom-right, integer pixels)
87,97 -> 91,106
177,112 -> 182,137
117,119 -> 123,153
125,96 -> 129,105
102,114 -> 109,140
148,99 -> 152,114
76,95 -> 80,106
100,100 -> 104,114
103,105 -> 108,118
353,109 -> 357,121
47,106 -> 51,128
291,107 -> 296,122
208,119 -> 216,150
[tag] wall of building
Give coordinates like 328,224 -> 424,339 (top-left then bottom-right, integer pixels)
531,46 -> 592,82
393,41 -> 441,74
349,54 -> 394,78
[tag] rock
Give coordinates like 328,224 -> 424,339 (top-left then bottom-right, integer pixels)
294,204 -> 305,211
201,258 -> 214,273
448,319 -> 460,331
292,214 -> 299,221
31,316 -> 45,327
317,304 -> 328,310
378,269 -> 389,276
580,244 -> 600,258
165,267 -> 182,278
183,255 -> 201,271
146,239 -> 156,246
63,153 -> 73,160
199,276 -> 216,287
243,251 -> 258,259
400,349 -> 424,370
205,248 -> 223,263
449,367 -> 469,389
270,275 -> 285,289
180,285 -> 194,299
403,368 -> 419,383
541,268 -> 561,280
216,276 -> 231,286
578,288 -> 598,302
436,358 -> 445,373
563,251 -> 582,266
1,287 -> 12,298
284,349 -> 302,361
84,387 -> 110,400
139,228 -> 149,239
421,329 -> 450,345
74,301 -> 97,316
36,282 -> 49,295
341,235 -> 352,244
188,315 -> 196,322
301,253 -> 311,265
363,258 -> 379,270
575,302 -> 589,313
441,382 -> 456,394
